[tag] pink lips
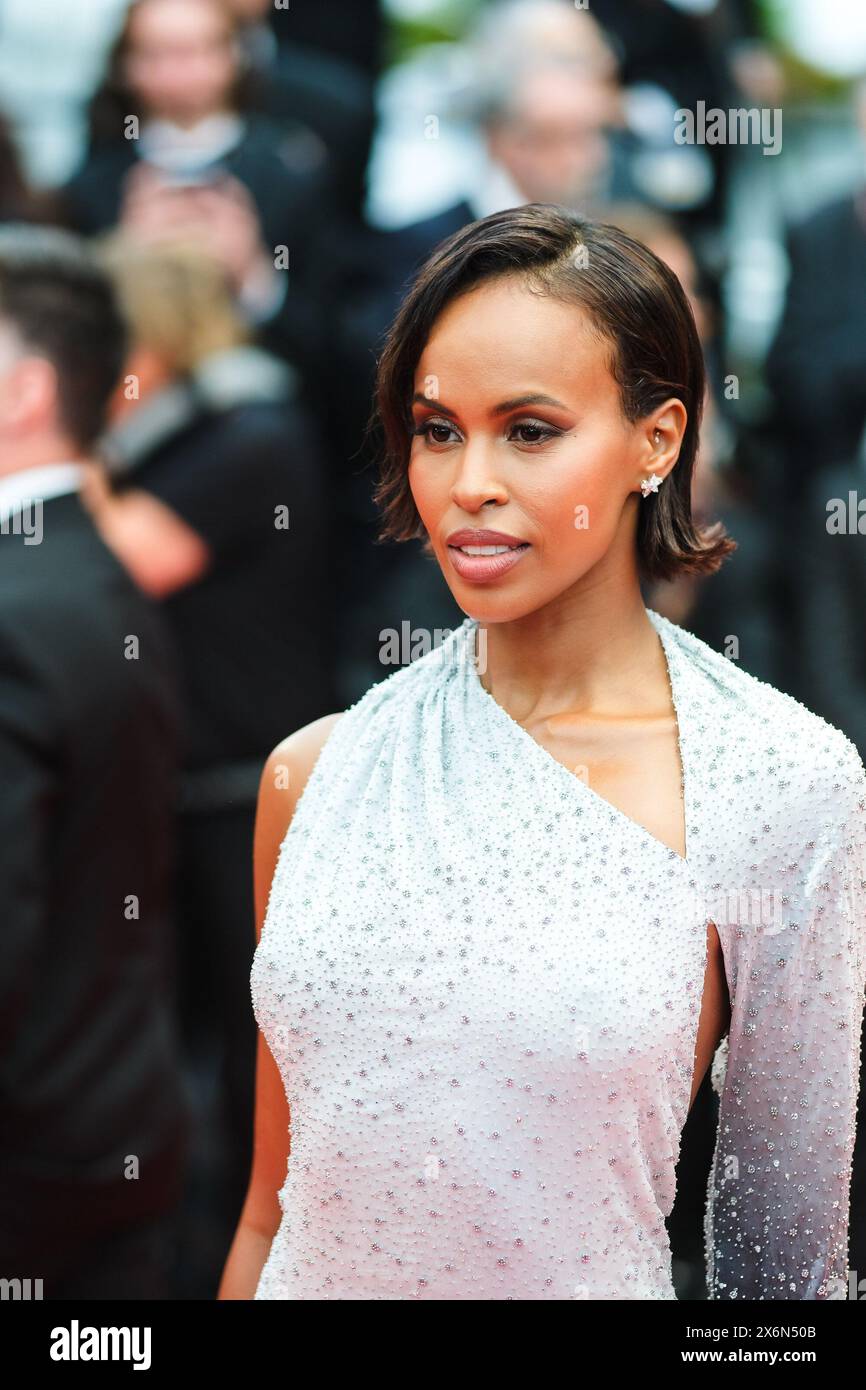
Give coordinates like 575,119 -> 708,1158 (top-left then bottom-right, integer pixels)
445,528 -> 531,583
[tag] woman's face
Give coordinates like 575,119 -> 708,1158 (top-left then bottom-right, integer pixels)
409,275 -> 679,624
125,0 -> 238,126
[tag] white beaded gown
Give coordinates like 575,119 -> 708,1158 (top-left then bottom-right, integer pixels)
250,608 -> 866,1300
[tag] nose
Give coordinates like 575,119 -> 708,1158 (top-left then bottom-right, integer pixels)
449,439 -> 509,512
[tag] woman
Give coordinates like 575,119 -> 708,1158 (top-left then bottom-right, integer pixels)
63,0 -> 333,387
221,204 -> 866,1301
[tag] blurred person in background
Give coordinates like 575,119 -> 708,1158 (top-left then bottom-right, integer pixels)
0,0 -> 130,188
372,0 -> 622,323
764,72 -> 866,742
774,71 -> 866,809
79,234 -> 338,1298
589,0 -> 781,240
772,68 -> 866,1259
266,0 -> 383,81
765,76 -> 866,504
224,0 -> 378,226
362,0 -> 755,317
0,225 -> 190,1298
0,113 -> 56,223
798,454 -> 866,768
796,408 -> 866,1286
62,0 -> 336,394
0,0 -> 382,195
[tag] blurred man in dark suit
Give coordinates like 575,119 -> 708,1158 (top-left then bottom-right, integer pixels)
766,78 -> 866,500
766,81 -> 866,1275
226,0 -> 378,226
0,225 -> 190,1298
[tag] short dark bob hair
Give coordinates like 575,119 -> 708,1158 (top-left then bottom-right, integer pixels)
371,202 -> 736,582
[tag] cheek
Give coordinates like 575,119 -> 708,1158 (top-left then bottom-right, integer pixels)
407,452 -> 445,524
526,437 -> 629,552
210,55 -> 236,92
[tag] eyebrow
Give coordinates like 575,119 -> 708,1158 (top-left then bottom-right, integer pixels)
410,391 -> 570,417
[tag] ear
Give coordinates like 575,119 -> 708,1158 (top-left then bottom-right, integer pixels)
5,355 -> 60,436
640,398 -> 687,484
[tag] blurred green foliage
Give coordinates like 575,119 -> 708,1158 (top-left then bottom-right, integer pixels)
382,0 -> 855,101
382,0 -> 484,67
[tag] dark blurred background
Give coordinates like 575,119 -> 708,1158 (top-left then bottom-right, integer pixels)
1,0 -> 865,1300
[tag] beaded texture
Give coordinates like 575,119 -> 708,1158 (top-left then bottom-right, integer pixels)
250,609 -> 866,1300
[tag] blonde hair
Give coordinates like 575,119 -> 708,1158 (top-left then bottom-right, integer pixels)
95,234 -> 248,374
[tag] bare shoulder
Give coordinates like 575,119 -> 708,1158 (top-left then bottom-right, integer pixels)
253,713 -> 344,935
259,712 -> 344,821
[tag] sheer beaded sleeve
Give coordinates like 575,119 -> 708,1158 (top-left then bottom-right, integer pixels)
705,739 -> 866,1299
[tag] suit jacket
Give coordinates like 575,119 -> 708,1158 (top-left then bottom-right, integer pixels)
0,490 -> 191,1242
796,461 -> 866,764
766,192 -> 866,492
247,39 -> 376,224
107,381 -> 340,783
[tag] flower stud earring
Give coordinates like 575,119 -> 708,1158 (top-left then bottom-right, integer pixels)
640,473 -> 663,497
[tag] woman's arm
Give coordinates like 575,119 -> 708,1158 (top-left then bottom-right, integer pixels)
217,711 -> 344,1300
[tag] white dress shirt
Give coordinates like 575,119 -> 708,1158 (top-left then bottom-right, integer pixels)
0,461 -> 85,525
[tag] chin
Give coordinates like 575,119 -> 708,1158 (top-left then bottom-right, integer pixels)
446,588 -> 548,625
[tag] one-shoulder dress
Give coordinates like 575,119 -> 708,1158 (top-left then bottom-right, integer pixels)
250,610 -> 866,1299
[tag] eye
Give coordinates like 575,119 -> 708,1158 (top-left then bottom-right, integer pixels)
411,418 -> 461,446
507,419 -> 561,446
412,417 -> 562,448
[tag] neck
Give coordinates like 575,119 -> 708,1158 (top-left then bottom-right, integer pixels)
149,106 -> 233,131
475,565 -> 664,722
0,435 -> 84,477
